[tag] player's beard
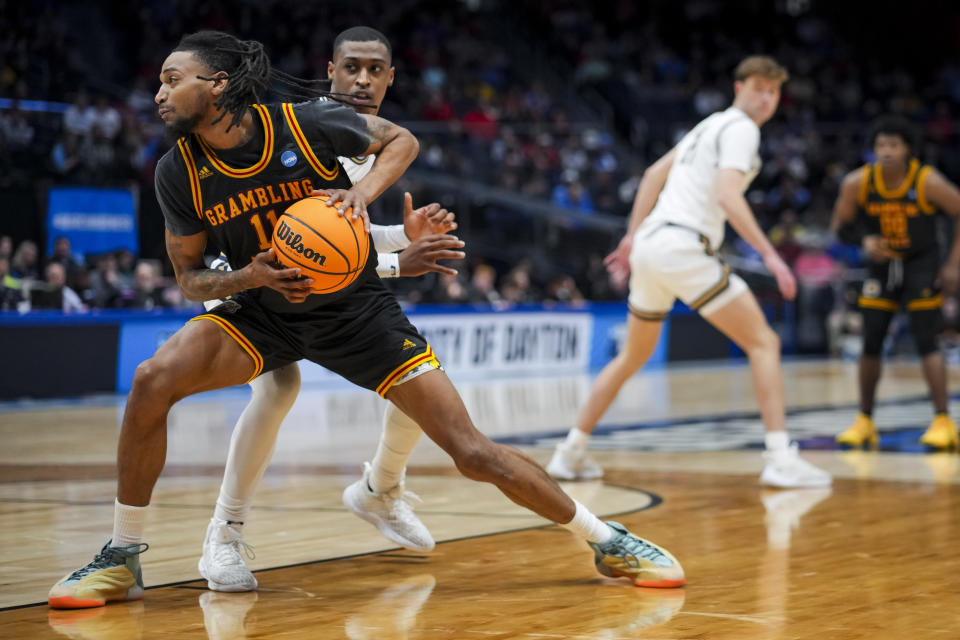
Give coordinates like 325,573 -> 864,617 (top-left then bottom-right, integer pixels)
164,111 -> 204,141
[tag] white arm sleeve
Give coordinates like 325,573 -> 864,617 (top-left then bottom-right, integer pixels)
369,224 -> 411,253
376,253 -> 400,278
717,120 -> 760,172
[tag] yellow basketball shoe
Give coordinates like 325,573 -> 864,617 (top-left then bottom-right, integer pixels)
920,414 -> 959,449
836,413 -> 879,447
588,522 -> 685,588
48,541 -> 148,609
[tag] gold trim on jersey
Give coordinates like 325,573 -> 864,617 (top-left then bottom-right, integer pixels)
689,264 -> 731,311
916,165 -> 936,214
281,103 -> 339,181
857,165 -> 871,207
628,304 -> 669,322
190,314 -> 264,382
376,346 -> 439,397
176,139 -> 203,219
858,296 -> 899,312
873,158 -> 919,200
196,104 -> 274,178
907,294 -> 943,311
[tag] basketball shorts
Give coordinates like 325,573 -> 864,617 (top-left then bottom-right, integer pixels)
628,223 -> 747,319
194,275 -> 440,396
858,251 -> 942,313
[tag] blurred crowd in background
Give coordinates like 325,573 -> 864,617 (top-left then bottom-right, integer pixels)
2,0 -> 960,355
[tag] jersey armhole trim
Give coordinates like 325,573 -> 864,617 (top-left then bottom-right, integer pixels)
857,165 -> 871,207
281,103 -> 340,181
176,139 -> 204,220
916,165 -> 936,214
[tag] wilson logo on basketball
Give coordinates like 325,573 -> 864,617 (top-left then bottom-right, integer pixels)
275,221 -> 327,266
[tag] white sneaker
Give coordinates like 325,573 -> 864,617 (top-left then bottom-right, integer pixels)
342,462 -> 435,552
760,444 -> 832,488
546,442 -> 604,481
198,518 -> 258,592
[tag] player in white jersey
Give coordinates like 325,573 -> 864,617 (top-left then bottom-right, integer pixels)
547,56 -> 831,489
198,27 -> 465,592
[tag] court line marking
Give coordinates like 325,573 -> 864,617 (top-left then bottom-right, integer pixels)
0,483 -> 661,611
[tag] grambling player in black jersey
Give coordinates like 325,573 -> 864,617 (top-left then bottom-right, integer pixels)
833,115 -> 960,449
196,27 -> 463,593
48,31 -> 684,610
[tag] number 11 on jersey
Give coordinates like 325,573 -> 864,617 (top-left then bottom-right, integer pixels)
250,210 -> 279,251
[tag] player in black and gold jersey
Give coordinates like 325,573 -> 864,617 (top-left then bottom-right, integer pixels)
832,115 -> 960,449
48,30 -> 683,610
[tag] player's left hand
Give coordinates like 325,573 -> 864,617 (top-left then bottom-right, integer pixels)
312,188 -> 370,233
763,251 -> 797,300
402,192 -> 457,241
938,260 -> 960,294
398,234 -> 466,277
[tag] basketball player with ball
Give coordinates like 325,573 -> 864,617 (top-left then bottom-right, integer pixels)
49,30 -> 684,609
194,27 -> 463,593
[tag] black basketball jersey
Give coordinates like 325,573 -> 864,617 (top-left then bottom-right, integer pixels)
856,158 -> 940,258
155,100 -> 375,312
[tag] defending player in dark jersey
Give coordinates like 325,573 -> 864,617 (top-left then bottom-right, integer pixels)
833,115 -> 960,449
48,30 -> 684,610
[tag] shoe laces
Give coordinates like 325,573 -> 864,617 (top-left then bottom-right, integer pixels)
602,532 -> 670,568
381,485 -> 423,518
211,534 -> 255,565
67,542 -> 149,581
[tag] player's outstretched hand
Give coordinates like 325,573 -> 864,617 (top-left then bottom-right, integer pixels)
938,260 -> 960,295
603,234 -> 633,287
403,192 -> 457,240
862,235 -> 895,263
246,248 -> 314,303
763,251 -> 797,301
312,188 -> 370,233
398,235 -> 466,277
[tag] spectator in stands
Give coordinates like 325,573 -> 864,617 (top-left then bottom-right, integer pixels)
10,240 -> 39,281
91,94 -> 122,140
63,90 -> 95,137
552,172 -> 595,213
462,96 -> 499,141
1,102 -> 35,152
87,253 -> 125,308
0,256 -> 23,311
50,132 -> 84,179
127,261 -> 167,310
29,262 -> 84,313
768,209 -> 805,266
0,235 -> 12,261
115,249 -> 137,290
545,274 -> 585,305
48,236 -> 84,290
467,263 -> 502,305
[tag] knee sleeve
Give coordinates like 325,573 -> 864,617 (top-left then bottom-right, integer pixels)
861,309 -> 893,356
909,309 -> 942,356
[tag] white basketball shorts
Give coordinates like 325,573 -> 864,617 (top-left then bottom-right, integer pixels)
627,223 -> 747,320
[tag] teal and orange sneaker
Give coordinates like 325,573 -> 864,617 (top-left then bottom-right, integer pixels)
588,522 -> 685,588
48,540 -> 148,609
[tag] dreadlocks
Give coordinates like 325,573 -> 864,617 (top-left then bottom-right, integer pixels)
173,30 -> 356,132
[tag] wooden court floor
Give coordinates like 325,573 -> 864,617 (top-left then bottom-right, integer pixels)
1,360 -> 959,638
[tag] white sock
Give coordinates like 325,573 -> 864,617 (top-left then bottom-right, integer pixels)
214,364 -> 300,524
564,428 -> 590,451
112,499 -> 148,547
369,403 -> 423,493
560,499 -> 613,544
765,430 -> 790,453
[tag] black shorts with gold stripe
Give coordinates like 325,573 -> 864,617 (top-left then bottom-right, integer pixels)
193,276 -> 439,396
858,251 -> 942,314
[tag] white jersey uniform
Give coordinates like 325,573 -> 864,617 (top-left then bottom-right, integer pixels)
642,106 -> 761,250
628,106 -> 759,318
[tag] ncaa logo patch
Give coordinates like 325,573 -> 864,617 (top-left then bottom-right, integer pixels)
281,150 -> 298,167
863,279 -> 882,297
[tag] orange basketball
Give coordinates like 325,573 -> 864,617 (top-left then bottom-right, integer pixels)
271,196 -> 370,293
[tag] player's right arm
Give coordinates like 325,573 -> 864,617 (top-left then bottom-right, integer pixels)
154,151 -> 313,304
716,169 -> 796,300
165,231 -> 313,303
831,168 -> 890,263
604,147 -> 677,282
